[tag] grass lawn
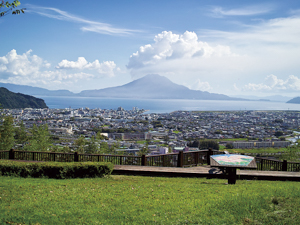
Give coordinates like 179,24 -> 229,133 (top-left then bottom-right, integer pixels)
226,147 -> 292,154
1,176 -> 300,224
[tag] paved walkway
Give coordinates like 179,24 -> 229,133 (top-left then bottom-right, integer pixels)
113,165 -> 300,181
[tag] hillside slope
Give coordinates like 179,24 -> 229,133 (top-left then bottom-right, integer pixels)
79,74 -> 240,100
0,88 -> 48,109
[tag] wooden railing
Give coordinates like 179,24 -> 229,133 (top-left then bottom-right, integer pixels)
146,153 -> 178,167
79,154 -> 142,166
1,149 -> 299,171
248,157 -> 300,172
0,149 -> 222,168
0,150 -> 9,160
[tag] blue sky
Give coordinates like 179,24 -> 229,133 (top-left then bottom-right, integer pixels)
1,0 -> 300,97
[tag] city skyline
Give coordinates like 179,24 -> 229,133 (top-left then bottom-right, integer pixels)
1,0 -> 300,97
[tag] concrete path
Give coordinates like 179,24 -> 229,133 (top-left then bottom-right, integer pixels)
113,165 -> 300,181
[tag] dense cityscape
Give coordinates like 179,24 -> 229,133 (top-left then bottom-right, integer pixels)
2,107 -> 297,154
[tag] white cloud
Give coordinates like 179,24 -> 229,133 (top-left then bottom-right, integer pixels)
56,57 -> 117,77
200,15 -> 300,47
27,5 -> 141,36
0,50 -> 119,91
210,5 -> 274,18
190,79 -> 212,92
0,49 -> 50,76
243,75 -> 300,92
127,31 -> 238,80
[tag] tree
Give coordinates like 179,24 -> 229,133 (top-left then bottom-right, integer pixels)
274,131 -> 283,138
24,124 -> 52,151
73,135 -> 87,153
137,146 -> 149,156
99,141 -> 110,154
198,140 -> 219,150
85,136 -> 100,154
0,1 -> 25,17
225,143 -> 234,149
96,131 -> 108,140
14,120 -> 28,146
0,115 -> 14,150
187,140 -> 199,148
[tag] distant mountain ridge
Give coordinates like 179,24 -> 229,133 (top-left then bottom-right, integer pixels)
287,97 -> 300,104
1,74 -> 244,101
0,88 -> 48,109
78,74 -> 242,100
0,83 -> 74,96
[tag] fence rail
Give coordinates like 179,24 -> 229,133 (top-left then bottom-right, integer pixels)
1,149 -> 299,171
0,150 -> 9,160
0,149 -> 221,168
249,157 -> 300,172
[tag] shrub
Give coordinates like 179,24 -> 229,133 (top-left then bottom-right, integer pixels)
199,140 -> 219,150
225,143 -> 234,149
0,160 -> 113,179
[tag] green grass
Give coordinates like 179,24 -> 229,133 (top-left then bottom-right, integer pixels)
218,138 -> 248,142
226,147 -> 292,154
172,131 -> 181,134
1,176 -> 300,224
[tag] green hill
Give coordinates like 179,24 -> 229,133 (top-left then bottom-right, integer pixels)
0,87 -> 48,109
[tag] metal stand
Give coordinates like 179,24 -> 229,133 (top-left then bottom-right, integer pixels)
227,167 -> 237,184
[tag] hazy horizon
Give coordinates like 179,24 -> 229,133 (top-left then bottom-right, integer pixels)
2,0 -> 300,98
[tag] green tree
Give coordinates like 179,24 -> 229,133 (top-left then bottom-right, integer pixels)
96,132 -> 108,140
85,136 -> 100,154
225,143 -> 234,149
99,141 -> 110,154
187,140 -> 199,148
274,131 -> 283,138
0,115 -> 14,150
0,0 -> 25,17
14,120 -> 28,146
24,124 -> 52,151
73,135 -> 87,153
137,146 -> 149,156
199,140 -> 219,150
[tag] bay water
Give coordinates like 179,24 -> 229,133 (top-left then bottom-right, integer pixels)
38,96 -> 300,113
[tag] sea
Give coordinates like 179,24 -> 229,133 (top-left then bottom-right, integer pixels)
37,96 -> 300,114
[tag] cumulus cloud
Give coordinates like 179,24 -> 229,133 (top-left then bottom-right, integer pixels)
127,31 -> 238,80
243,75 -> 300,92
0,49 -> 118,90
190,79 -> 212,92
0,49 -> 50,77
56,57 -> 117,77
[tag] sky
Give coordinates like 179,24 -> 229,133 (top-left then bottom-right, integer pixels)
1,0 -> 300,97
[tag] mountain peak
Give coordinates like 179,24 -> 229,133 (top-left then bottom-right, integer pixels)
79,74 -> 237,100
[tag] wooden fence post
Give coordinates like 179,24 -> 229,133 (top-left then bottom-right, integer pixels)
207,148 -> 212,165
9,149 -> 15,160
177,151 -> 183,167
141,155 -> 147,166
51,153 -> 56,161
74,152 -> 79,162
282,160 -> 287,171
195,152 -> 199,165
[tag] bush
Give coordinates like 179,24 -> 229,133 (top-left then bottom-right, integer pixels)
199,140 -> 219,150
225,143 -> 234,149
0,160 -> 113,179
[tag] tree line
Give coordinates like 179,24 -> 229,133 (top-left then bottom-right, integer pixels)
0,115 -> 118,154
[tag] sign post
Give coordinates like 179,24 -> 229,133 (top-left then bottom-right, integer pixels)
210,154 -> 257,184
